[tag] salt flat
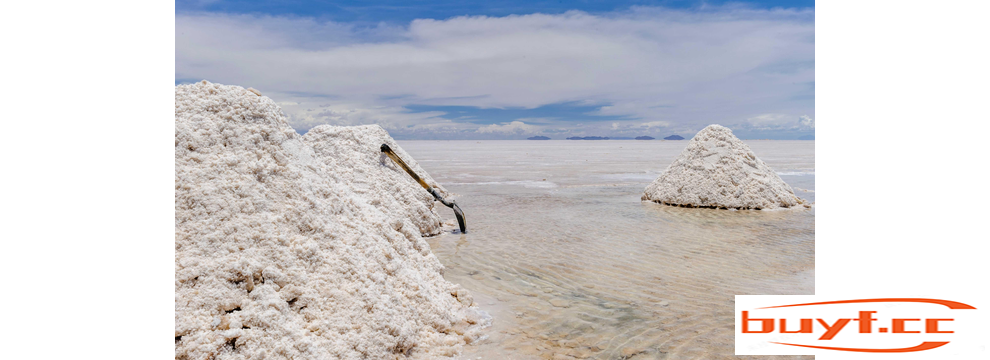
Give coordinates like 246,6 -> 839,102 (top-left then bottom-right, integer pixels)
400,139 -> 815,359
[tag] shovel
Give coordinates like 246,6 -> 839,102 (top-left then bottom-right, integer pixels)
381,144 -> 466,233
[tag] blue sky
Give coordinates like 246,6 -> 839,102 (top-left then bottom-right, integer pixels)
177,1 -> 814,23
176,0 -> 814,139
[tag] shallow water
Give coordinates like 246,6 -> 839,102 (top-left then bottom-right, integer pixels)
399,140 -> 815,360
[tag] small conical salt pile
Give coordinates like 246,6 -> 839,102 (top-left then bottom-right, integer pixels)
642,124 -> 808,210
175,81 -> 488,360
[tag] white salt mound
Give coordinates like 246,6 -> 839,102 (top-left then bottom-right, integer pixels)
175,81 -> 489,360
642,124 -> 809,210
303,125 -> 450,237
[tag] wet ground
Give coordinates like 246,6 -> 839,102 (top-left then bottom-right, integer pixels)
400,140 -> 815,360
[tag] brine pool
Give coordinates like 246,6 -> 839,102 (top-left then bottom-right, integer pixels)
399,140 -> 815,360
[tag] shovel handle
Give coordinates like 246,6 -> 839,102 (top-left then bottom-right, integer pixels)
381,144 -> 432,191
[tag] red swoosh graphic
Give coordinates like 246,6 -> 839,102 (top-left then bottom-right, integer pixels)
771,341 -> 949,353
758,298 -> 975,310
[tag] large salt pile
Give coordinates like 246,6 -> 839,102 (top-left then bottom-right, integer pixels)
642,124 -> 808,210
303,124 -> 450,237
175,81 -> 488,360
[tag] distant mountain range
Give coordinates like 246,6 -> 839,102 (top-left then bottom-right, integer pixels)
527,136 -> 550,140
664,135 -> 685,140
567,136 -> 609,140
635,136 -> 654,140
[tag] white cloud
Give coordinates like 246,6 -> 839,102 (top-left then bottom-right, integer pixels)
475,121 -> 539,134
639,121 -> 672,128
745,113 -> 791,125
511,117 -> 558,124
738,113 -> 814,131
176,7 -> 813,138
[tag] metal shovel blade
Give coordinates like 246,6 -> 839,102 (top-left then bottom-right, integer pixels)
450,201 -> 466,233
381,143 -> 467,233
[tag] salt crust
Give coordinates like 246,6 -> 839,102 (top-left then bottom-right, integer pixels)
175,81 -> 489,360
642,125 -> 809,210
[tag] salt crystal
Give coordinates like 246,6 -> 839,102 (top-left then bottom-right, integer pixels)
175,81 -> 488,359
